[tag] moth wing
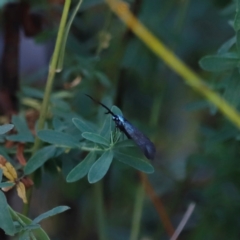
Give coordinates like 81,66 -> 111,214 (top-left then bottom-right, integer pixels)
122,119 -> 156,160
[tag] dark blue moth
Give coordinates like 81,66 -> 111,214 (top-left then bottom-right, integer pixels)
86,94 -> 156,160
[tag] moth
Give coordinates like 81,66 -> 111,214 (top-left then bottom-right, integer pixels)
86,94 -> 156,160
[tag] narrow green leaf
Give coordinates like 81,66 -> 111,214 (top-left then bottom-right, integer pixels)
52,117 -> 64,131
67,151 -> 96,182
21,86 -> 44,99
0,192 -> 15,236
37,130 -> 79,148
237,30 -> 240,56
82,132 -> 109,146
223,69 -> 240,107
7,115 -> 34,142
205,127 -> 237,145
113,139 -> 136,149
114,151 -> 154,173
237,0 -> 240,12
57,0 -> 84,70
12,115 -> 33,137
7,134 -> 34,143
0,182 -> 15,188
23,224 -> 40,231
12,212 -> 50,240
72,118 -> 95,133
112,105 -> 122,116
0,124 -> 14,135
109,105 -> 123,132
32,206 -> 70,224
51,98 -> 71,111
88,150 -> 113,183
234,11 -> 240,31
100,115 -> 111,138
199,54 -> 240,72
19,231 -> 31,240
95,71 -> 111,87
24,146 -> 58,175
0,147 -> 13,163
218,36 -> 236,54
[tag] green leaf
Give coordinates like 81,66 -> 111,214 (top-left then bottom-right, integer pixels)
218,36 -> 236,54
32,206 -> 70,224
237,0 -> 240,12
51,98 -> 71,111
223,69 -> 240,107
19,231 -> 31,240
72,118 -> 95,133
56,0 -> 84,70
23,224 -> 40,231
95,71 -> 111,87
0,147 -> 13,163
0,182 -> 15,188
7,115 -> 34,143
234,10 -> 240,31
205,127 -> 237,145
0,192 -> 15,236
52,117 -> 65,131
112,105 -> 122,116
12,212 -> 50,240
109,106 -> 123,132
82,132 -> 109,146
237,31 -> 240,57
0,124 -> 14,135
113,139 -> 136,148
21,86 -> 44,99
114,151 -> 154,173
88,150 -> 113,183
24,146 -> 59,175
66,151 -> 96,182
100,115 -> 111,138
199,54 -> 240,72
37,130 -> 79,148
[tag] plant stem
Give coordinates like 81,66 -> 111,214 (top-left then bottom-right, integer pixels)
32,0 -> 72,153
22,186 -> 33,216
129,184 -> 145,240
9,205 -> 26,227
106,0 -> 240,129
94,181 -> 107,240
23,0 -> 72,215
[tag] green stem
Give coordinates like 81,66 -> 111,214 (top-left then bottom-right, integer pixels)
22,186 -> 33,216
94,181 -> 107,240
32,0 -> 72,153
24,0 -> 72,215
30,232 -> 37,240
129,184 -> 145,240
8,206 -> 26,227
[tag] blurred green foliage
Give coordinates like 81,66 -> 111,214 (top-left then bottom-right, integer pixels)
1,0 -> 240,239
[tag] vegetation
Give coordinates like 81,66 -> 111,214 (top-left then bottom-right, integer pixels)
0,0 -> 239,239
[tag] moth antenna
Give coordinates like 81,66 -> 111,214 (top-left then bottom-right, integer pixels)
85,94 -> 116,117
